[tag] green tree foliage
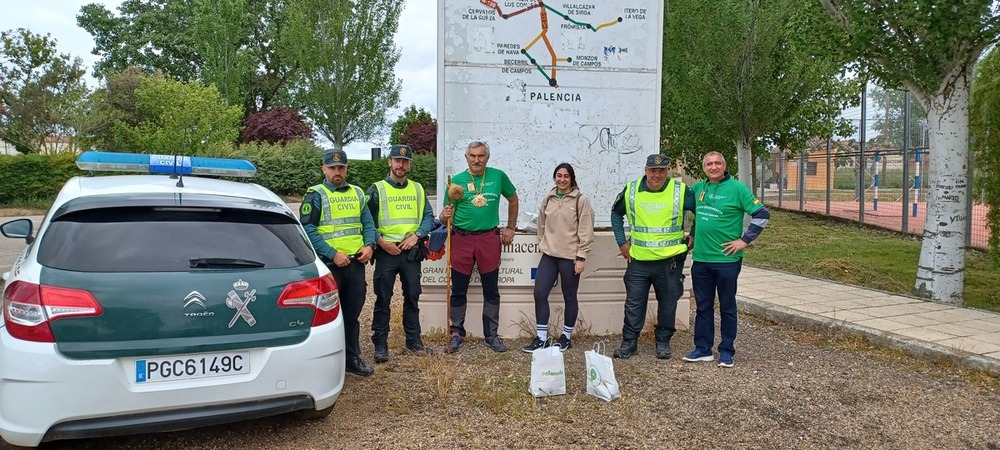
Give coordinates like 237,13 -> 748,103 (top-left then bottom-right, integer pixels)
192,0 -> 256,110
83,66 -> 149,151
0,28 -> 86,153
78,1 -> 200,81
661,0 -> 858,185
78,0 -> 297,114
389,105 -> 434,145
282,0 -> 403,149
971,47 -> 1000,266
112,76 -> 243,154
820,0 -> 1000,303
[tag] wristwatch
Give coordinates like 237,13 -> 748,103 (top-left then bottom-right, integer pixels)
576,256 -> 586,262
414,231 -> 423,238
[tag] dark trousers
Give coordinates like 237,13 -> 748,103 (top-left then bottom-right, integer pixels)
532,253 -> 580,328
691,260 -> 742,355
371,250 -> 422,346
622,256 -> 685,342
329,261 -> 367,360
450,269 -> 501,338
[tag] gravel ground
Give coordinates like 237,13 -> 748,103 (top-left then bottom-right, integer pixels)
9,266 -> 1000,450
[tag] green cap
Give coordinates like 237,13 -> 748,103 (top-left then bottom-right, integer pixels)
389,144 -> 413,160
646,154 -> 670,168
323,149 -> 348,166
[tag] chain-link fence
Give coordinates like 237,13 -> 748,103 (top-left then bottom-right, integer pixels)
758,142 -> 989,251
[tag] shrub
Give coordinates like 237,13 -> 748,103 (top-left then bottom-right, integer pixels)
0,146 -> 438,206
240,108 -> 313,145
0,153 -> 82,204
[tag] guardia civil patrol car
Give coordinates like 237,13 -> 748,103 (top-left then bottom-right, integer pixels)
0,152 -> 345,447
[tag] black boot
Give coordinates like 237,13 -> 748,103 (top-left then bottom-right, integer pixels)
373,343 -> 389,364
613,340 -> 638,359
346,356 -> 375,376
406,339 -> 433,355
656,341 -> 672,359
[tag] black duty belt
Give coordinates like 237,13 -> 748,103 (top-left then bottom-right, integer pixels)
452,226 -> 498,236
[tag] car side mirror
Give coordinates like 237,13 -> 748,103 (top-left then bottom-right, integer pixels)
1,218 -> 35,245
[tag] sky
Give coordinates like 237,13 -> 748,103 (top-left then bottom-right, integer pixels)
0,0 -> 438,160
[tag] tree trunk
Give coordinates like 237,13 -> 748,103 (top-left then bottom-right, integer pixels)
914,73 -> 969,304
735,137 -> 753,190
735,136 -> 754,228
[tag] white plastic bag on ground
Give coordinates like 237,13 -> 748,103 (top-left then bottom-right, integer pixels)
585,341 -> 620,401
529,344 -> 566,397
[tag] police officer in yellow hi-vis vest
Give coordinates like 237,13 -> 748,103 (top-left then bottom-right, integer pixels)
365,144 -> 435,363
300,149 -> 378,377
610,154 -> 696,360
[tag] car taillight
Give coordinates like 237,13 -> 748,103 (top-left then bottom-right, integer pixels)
2,281 -> 103,343
277,275 -> 340,326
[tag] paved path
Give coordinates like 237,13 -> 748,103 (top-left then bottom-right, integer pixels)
737,266 -> 1000,374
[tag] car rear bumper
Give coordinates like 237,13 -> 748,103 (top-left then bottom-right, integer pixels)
0,320 -> 345,447
46,395 -> 317,442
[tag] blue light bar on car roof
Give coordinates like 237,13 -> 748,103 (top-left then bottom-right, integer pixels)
76,151 -> 256,177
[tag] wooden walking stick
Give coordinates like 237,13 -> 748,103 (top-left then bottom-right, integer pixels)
444,176 -> 465,354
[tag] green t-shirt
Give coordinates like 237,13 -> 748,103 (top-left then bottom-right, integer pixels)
446,167 -> 517,231
691,177 -> 763,263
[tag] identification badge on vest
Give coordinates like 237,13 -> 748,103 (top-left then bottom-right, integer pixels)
467,182 -> 475,191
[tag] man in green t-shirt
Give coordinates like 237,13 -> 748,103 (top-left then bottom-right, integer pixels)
439,140 -> 518,353
682,151 -> 770,368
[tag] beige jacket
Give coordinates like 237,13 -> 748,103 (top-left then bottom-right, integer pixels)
537,187 -> 595,260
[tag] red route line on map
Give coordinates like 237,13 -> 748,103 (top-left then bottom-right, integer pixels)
479,0 -> 538,18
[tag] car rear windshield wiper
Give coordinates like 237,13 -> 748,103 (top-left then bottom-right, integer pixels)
189,257 -> 266,268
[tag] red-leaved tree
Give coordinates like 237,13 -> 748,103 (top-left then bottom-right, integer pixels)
240,107 -> 313,144
401,120 -> 436,155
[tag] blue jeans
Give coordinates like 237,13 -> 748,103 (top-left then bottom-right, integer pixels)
622,256 -> 685,342
691,260 -> 742,355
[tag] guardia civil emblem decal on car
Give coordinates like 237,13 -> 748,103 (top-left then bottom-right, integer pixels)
226,279 -> 257,328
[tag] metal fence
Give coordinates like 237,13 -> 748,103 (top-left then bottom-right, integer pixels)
758,143 -> 989,251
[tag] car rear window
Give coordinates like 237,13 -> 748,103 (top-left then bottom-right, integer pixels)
37,207 -> 316,272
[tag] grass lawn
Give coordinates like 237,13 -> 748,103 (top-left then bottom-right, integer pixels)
744,209 -> 1000,312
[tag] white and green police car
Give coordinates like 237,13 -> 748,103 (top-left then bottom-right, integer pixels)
0,152 -> 344,447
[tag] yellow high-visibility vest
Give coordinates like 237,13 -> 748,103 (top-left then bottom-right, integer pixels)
374,180 -> 424,242
309,183 -> 366,254
624,178 -> 687,261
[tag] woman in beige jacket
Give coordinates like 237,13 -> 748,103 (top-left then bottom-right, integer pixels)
522,163 -> 595,352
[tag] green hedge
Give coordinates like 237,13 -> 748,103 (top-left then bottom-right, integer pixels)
207,142 -> 438,196
0,153 -> 83,204
0,144 -> 438,206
